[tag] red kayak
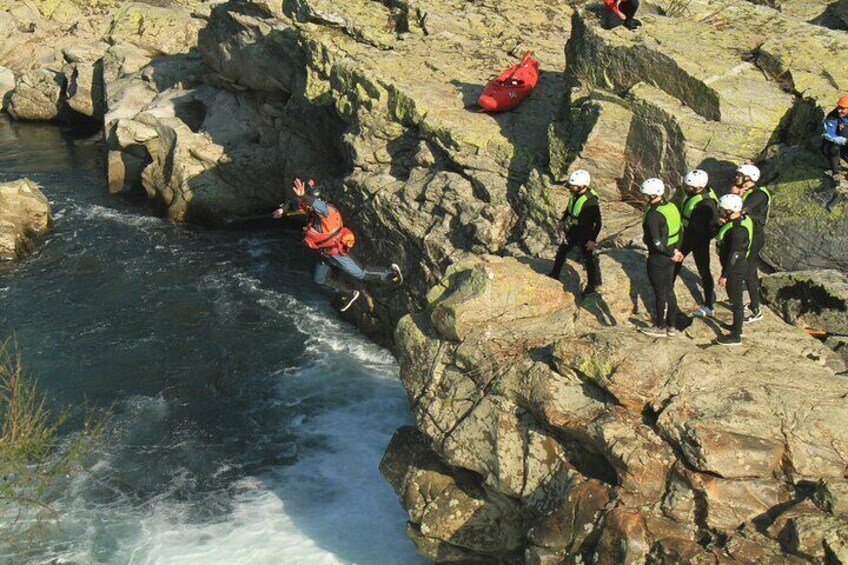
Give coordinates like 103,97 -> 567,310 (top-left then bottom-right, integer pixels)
477,51 -> 540,112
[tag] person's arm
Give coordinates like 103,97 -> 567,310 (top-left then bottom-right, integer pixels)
721,226 -> 748,278
646,210 -> 676,257
823,116 -> 848,145
578,202 -> 602,249
741,191 -> 767,223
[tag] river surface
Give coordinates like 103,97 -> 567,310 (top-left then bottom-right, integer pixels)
0,116 -> 424,564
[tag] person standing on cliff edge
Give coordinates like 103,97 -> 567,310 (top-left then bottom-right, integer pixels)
639,178 -> 684,338
730,164 -> 770,324
548,169 -> 603,298
272,178 -> 403,312
672,169 -> 719,318
604,0 -> 641,30
714,194 -> 753,347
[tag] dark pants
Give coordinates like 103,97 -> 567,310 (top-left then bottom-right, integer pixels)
822,140 -> 848,175
314,253 -> 394,292
621,0 -> 639,22
647,254 -> 677,328
550,240 -> 602,290
673,241 -> 715,309
745,228 -> 764,311
726,273 -> 746,338
608,0 -> 639,27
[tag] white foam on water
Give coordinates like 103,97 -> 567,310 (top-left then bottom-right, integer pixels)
70,204 -> 164,229
16,273 -> 424,565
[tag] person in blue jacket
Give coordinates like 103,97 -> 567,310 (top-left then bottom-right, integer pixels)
822,96 -> 848,182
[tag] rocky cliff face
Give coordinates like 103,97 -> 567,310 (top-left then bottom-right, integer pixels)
3,0 -> 848,561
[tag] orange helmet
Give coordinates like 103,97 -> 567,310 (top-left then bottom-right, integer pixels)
838,95 -> 848,108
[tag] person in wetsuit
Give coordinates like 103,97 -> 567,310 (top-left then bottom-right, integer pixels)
548,169 -> 603,297
639,177 -> 684,338
673,169 -> 719,318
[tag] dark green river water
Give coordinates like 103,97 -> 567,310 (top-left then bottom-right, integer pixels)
0,115 -> 423,564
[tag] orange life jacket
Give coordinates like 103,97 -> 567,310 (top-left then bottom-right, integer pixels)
301,202 -> 355,255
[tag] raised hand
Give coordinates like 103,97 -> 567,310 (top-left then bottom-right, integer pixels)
293,178 -> 306,197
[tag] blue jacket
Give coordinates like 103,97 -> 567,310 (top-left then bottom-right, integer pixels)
823,109 -> 848,145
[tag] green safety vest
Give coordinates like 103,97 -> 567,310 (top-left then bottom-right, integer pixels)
564,188 -> 599,228
681,187 -> 718,228
741,186 -> 772,225
715,215 -> 754,256
644,201 -> 681,247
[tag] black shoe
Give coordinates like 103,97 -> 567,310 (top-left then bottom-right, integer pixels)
548,272 -> 560,280
339,290 -> 360,312
581,286 -> 596,297
744,309 -> 763,323
715,334 -> 742,347
624,18 -> 638,30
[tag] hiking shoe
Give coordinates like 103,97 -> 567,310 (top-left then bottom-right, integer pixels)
744,309 -> 763,323
690,305 -> 714,318
389,263 -> 404,285
582,286 -> 596,297
715,334 -> 742,347
666,327 -> 677,337
339,290 -> 360,312
639,326 -> 668,338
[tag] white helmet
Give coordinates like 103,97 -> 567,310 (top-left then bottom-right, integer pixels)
719,193 -> 743,213
736,164 -> 760,183
639,178 -> 665,197
684,169 -> 708,189
568,169 -> 591,187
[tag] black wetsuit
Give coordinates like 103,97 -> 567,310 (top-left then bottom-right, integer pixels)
673,191 -> 718,309
550,190 -> 603,291
718,217 -> 751,338
741,187 -> 770,312
643,203 -> 679,328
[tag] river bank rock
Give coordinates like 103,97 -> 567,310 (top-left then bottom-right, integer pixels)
385,251 -> 848,562
7,68 -> 65,121
0,178 -> 51,261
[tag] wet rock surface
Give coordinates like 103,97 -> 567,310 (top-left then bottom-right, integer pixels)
0,178 -> 51,261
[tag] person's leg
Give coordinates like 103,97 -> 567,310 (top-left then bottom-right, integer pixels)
328,253 -> 400,284
314,258 -> 352,293
584,248 -> 602,290
313,259 -> 332,286
647,257 -> 667,328
326,253 -> 367,280
622,0 -> 640,27
823,141 -> 842,176
693,243 -> 715,309
745,229 -> 764,313
663,260 -> 678,328
549,242 -> 573,280
727,275 -> 745,338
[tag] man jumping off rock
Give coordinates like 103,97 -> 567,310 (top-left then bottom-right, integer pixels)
272,178 -> 403,312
